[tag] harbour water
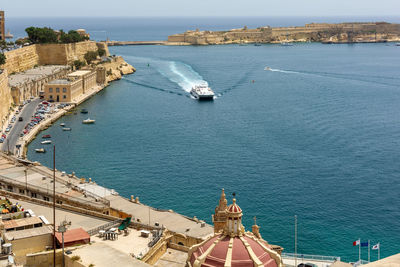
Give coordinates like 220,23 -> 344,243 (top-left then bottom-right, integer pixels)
18,17 -> 400,262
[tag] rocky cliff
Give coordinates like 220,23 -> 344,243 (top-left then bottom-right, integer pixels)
99,56 -> 136,83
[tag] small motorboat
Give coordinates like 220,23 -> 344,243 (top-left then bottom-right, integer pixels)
81,109 -> 88,114
41,140 -> 52,144
63,128 -> 72,131
82,118 -> 95,124
264,67 -> 272,71
35,148 -> 46,153
396,43 -> 400,46
60,123 -> 65,127
42,134 -> 51,138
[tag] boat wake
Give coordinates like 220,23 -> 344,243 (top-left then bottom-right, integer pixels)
124,55 -> 208,93
265,66 -> 400,87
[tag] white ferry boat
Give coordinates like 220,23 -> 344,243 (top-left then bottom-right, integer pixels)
190,85 -> 215,100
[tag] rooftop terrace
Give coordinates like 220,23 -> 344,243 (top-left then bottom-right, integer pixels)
8,65 -> 70,87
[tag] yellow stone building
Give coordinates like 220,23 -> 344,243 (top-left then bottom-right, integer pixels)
44,78 -> 83,102
67,70 -> 96,94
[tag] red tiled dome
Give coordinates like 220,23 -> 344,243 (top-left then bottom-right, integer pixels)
188,233 -> 280,267
227,199 -> 242,214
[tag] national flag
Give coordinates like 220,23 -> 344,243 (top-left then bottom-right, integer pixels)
353,239 -> 360,246
361,241 -> 369,247
372,243 -> 380,250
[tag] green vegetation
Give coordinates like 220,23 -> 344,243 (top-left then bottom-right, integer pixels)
73,60 -> 86,70
71,255 -> 81,261
84,50 -> 98,64
25,27 -> 89,44
60,30 -> 89,43
98,48 -> 106,57
0,53 -> 6,65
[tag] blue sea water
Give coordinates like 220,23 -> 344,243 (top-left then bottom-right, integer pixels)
15,17 -> 400,262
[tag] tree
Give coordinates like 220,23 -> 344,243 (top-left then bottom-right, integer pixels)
0,53 -> 6,65
73,60 -> 86,70
84,51 -> 98,64
98,48 -> 106,57
25,27 -> 58,44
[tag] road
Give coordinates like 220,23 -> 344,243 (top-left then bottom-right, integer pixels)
1,99 -> 41,154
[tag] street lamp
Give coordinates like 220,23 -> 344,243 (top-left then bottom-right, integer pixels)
24,169 -> 28,195
57,219 -> 71,267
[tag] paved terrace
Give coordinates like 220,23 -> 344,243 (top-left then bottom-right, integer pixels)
8,65 -> 70,87
8,198 -> 111,231
0,155 -> 214,239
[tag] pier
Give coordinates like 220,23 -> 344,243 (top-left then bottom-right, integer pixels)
106,41 -> 167,46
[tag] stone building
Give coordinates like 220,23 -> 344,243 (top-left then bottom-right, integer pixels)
0,11 -> 4,40
44,78 -> 83,102
8,65 -> 70,105
67,70 -> 96,94
0,215 -> 53,264
187,191 -> 284,267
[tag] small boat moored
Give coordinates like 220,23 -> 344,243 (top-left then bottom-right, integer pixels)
82,118 -> 95,124
42,134 -> 51,139
81,109 -> 89,114
63,128 -> 72,131
35,148 -> 46,153
41,140 -> 52,144
60,123 -> 65,127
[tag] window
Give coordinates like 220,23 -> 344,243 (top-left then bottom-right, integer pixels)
63,95 -> 66,99
31,192 -> 37,198
63,88 -> 67,92
49,95 -> 53,99
7,185 -> 13,192
56,88 -> 60,93
43,196 -> 49,201
19,189 -> 25,194
49,88 -> 53,93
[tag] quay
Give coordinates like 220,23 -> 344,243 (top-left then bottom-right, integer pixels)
106,41 -> 168,46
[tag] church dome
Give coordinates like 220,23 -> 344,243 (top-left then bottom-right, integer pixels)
187,196 -> 283,267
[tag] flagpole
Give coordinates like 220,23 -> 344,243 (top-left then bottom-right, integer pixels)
368,240 -> 370,262
359,238 -> 361,262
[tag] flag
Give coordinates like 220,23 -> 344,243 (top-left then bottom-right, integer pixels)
361,241 -> 369,247
372,243 -> 380,250
353,239 -> 360,246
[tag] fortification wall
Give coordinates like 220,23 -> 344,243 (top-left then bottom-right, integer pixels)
0,70 -> 11,127
1,45 -> 40,73
37,41 -> 99,65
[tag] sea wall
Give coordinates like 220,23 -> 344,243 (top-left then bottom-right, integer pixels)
168,22 -> 400,45
0,69 -> 12,128
99,56 -> 136,83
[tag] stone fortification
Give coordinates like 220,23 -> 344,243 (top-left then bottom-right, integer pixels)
168,22 -> 400,45
1,45 -> 40,74
0,69 -> 12,128
1,41 -> 104,74
99,56 -> 136,83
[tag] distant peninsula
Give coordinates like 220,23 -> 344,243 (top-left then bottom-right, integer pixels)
167,22 -> 400,45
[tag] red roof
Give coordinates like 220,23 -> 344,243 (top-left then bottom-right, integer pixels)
55,228 -> 90,244
227,203 -> 242,213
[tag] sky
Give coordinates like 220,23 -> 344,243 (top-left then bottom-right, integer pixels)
2,0 -> 400,17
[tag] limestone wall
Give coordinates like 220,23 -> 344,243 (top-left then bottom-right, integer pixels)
37,41 -> 100,65
11,233 -> 53,265
0,69 -> 11,128
1,45 -> 40,73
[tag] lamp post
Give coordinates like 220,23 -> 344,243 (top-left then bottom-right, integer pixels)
57,220 -> 71,267
24,169 -> 28,195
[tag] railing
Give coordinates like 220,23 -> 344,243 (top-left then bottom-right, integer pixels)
148,229 -> 163,247
87,219 -> 122,236
282,253 -> 340,262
